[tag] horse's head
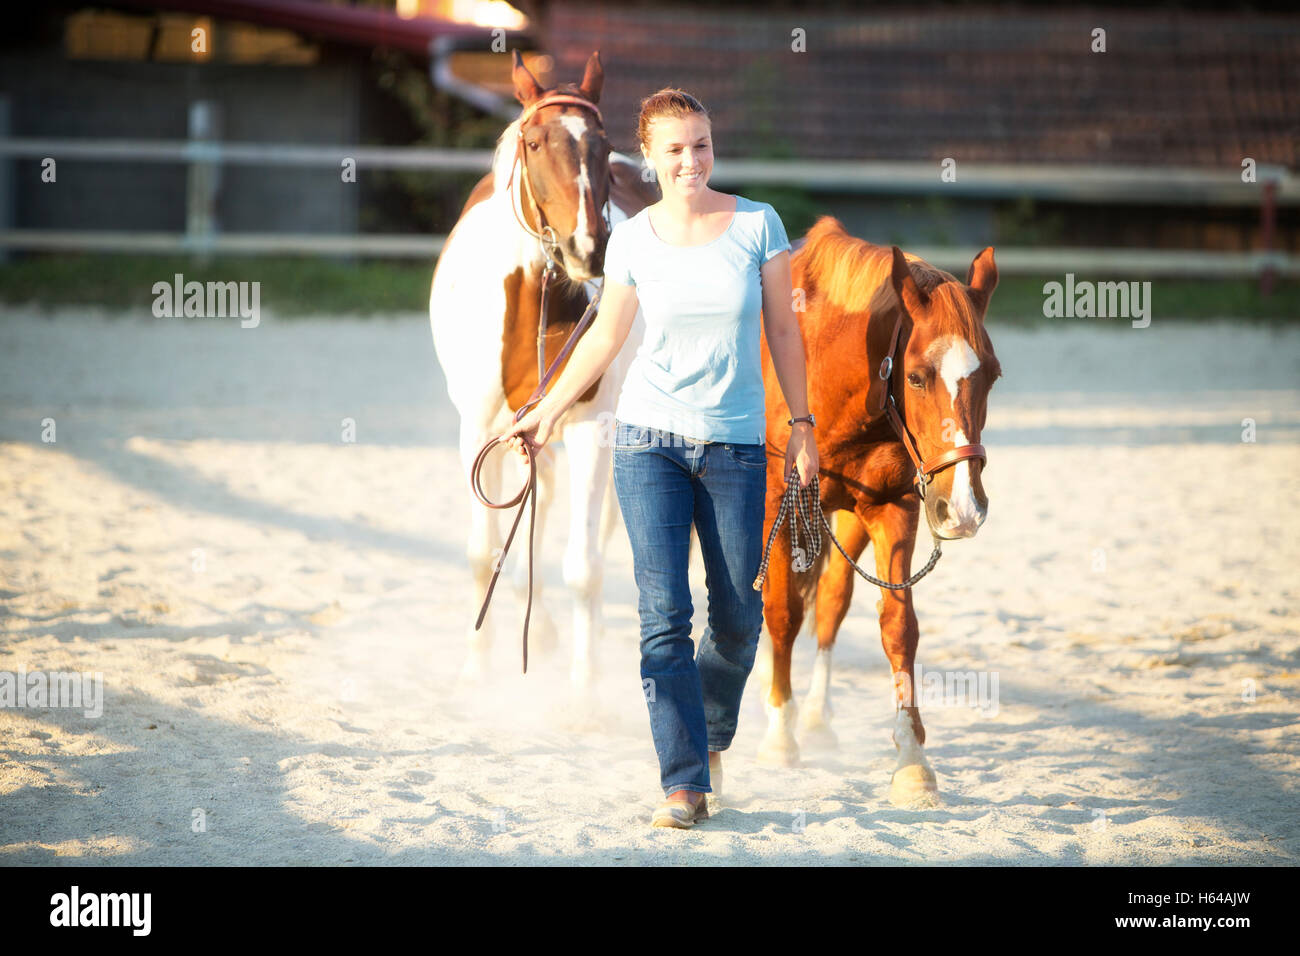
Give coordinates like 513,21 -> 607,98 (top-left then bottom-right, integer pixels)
890,245 -> 1001,539
510,50 -> 612,282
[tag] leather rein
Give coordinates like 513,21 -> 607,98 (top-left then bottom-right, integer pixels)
469,92 -> 607,674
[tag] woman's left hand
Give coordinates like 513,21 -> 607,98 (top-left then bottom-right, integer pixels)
785,423 -> 819,488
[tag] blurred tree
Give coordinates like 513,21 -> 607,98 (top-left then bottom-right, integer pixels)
363,48 -> 503,235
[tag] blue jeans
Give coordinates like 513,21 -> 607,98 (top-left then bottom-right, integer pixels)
612,419 -> 767,797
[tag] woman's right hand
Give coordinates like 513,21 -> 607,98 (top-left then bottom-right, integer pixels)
498,404 -> 556,464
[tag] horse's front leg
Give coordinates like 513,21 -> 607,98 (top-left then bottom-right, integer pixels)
860,499 -> 940,808
456,420 -> 504,687
556,415 -> 610,709
756,482 -> 805,767
798,510 -> 869,751
506,437 -> 559,660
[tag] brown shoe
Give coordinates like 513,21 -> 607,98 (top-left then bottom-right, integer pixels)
651,790 -> 710,829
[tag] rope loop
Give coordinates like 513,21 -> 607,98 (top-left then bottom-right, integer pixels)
753,472 -> 943,593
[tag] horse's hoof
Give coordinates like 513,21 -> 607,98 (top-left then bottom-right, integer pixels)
756,737 -> 801,768
799,720 -> 839,753
453,656 -> 488,692
888,763 -> 941,809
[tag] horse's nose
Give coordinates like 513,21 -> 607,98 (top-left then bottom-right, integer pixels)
934,496 -> 986,538
561,243 -> 600,282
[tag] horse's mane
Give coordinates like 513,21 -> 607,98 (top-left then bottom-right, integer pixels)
797,217 -> 996,365
491,116 -> 525,196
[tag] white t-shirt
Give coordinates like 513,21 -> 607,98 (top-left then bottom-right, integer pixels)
602,194 -> 790,444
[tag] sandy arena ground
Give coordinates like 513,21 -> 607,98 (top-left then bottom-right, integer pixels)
1,308 -> 1297,865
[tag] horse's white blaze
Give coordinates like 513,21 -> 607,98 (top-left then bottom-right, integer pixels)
557,113 -> 589,143
571,156 -> 595,259
932,335 -> 983,527
936,335 -> 979,400
947,427 -> 982,527
559,114 -> 599,261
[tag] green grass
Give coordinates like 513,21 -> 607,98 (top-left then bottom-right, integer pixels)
0,254 -> 435,317
987,275 -> 1300,324
0,253 -> 1296,322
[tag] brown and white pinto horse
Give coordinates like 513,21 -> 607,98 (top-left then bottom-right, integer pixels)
430,51 -> 657,702
756,217 -> 1001,807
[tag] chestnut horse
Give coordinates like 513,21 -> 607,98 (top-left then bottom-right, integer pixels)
755,217 -> 1001,807
430,51 -> 657,703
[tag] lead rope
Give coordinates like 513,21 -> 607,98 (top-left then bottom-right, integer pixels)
471,432 -> 537,672
752,472 -> 944,592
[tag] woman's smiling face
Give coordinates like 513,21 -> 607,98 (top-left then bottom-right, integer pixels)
642,113 -> 714,195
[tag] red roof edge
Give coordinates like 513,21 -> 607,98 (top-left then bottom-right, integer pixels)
106,0 -> 514,57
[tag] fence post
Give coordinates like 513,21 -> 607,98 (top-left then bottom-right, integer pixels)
1258,171 -> 1277,298
186,100 -> 221,263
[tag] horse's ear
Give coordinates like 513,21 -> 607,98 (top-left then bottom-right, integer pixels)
890,245 -> 927,319
579,51 -> 604,104
511,49 -> 544,107
967,246 -> 998,301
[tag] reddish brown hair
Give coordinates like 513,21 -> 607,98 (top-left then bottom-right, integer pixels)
636,88 -> 711,152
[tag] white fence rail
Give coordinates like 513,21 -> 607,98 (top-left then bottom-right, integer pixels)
2,136 -> 1293,201
0,129 -> 1295,277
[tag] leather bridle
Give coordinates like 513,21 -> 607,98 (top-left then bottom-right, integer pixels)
470,92 -> 608,674
873,307 -> 988,501
506,92 -> 611,404
506,93 -> 611,266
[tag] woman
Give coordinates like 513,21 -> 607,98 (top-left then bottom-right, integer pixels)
500,89 -> 818,829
